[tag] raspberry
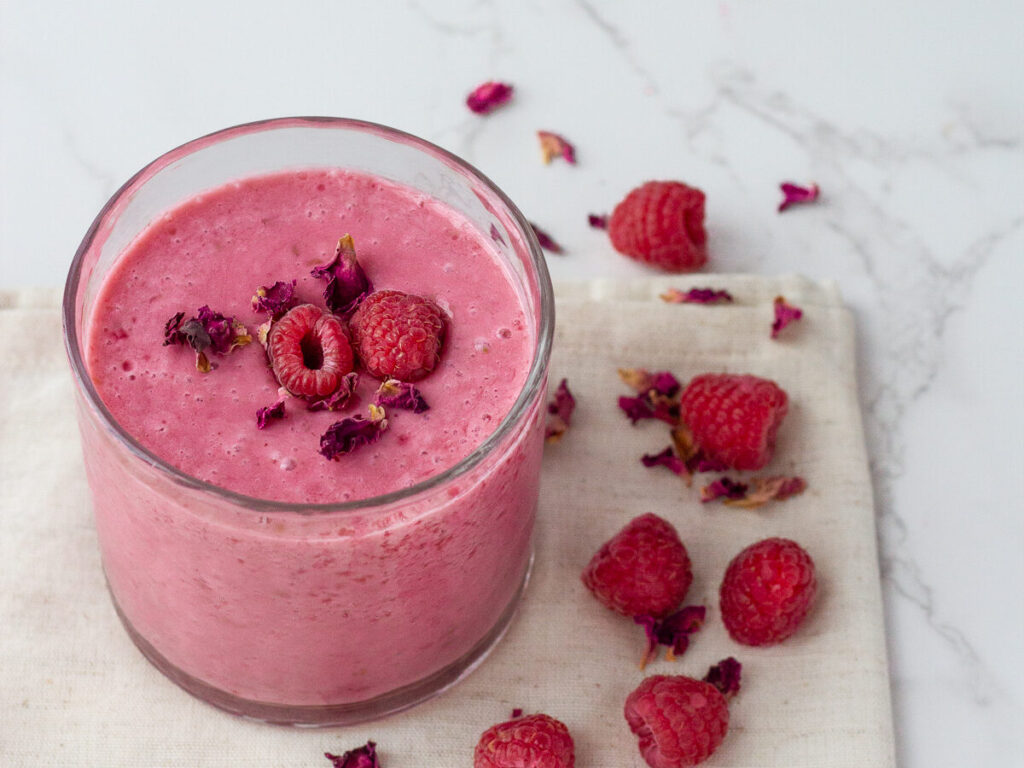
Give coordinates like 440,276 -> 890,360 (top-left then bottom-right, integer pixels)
267,304 -> 354,398
608,181 -> 707,272
720,537 -> 817,646
624,675 -> 729,768
679,373 -> 788,471
474,713 -> 575,768
582,513 -> 692,618
348,290 -> 447,382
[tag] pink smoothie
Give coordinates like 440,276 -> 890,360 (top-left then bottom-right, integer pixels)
81,169 -> 544,707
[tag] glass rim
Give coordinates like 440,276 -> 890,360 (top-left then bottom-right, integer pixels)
62,116 -> 555,516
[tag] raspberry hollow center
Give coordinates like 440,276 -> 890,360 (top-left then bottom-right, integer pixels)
300,332 -> 325,370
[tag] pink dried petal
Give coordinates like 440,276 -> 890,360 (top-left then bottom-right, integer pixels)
771,295 -> 804,338
669,423 -> 729,482
325,741 -> 380,768
311,234 -> 372,316
660,288 -> 734,304
618,368 -> 654,393
618,369 -> 683,426
319,409 -> 388,460
641,447 -> 684,475
251,280 -> 297,316
374,378 -> 429,414
164,306 -> 250,372
617,368 -> 680,397
692,456 -> 728,473
724,475 -> 807,508
617,395 -> 679,426
163,312 -> 185,345
537,131 -> 577,165
778,181 -> 820,212
255,399 -> 286,429
196,306 -> 245,354
700,477 -> 749,503
588,213 -> 609,230
308,371 -> 360,412
530,222 -> 564,254
545,378 -> 575,443
619,395 -> 654,424
703,657 -> 742,699
489,223 -> 507,245
648,372 -> 681,398
635,606 -> 706,668
466,81 -> 513,114
670,423 -> 699,463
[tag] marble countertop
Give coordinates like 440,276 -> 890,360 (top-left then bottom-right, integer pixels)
2,1 -> 1021,764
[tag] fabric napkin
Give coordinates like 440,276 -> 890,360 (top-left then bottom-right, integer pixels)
0,277 -> 895,767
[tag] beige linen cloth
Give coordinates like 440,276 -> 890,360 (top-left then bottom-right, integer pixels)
0,277 -> 895,767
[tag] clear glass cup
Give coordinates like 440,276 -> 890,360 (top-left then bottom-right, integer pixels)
62,118 -> 553,725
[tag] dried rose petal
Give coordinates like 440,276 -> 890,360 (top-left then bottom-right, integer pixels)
545,378 -> 575,443
619,395 -> 654,424
667,423 -> 728,483
530,222 -> 564,255
251,280 -> 297,316
511,708 -> 524,719
466,81 -> 513,114
771,295 -> 803,338
489,223 -> 507,245
163,311 -> 185,344
617,368 -> 680,397
164,306 -> 250,372
256,319 -> 273,348
724,475 -> 807,508
636,606 -> 706,668
311,234 -> 373,316
196,306 -> 235,354
166,317 -> 210,352
309,371 -> 360,412
692,456 -> 728,473
641,447 -> 684,475
670,423 -> 699,464
256,399 -> 286,429
374,378 -> 429,414
618,395 -> 679,426
537,131 -> 577,165
703,657 -> 742,699
618,368 -> 652,393
319,408 -> 388,460
588,213 -> 608,230
700,477 -> 749,503
660,288 -> 734,304
617,369 -> 682,426
325,741 -> 379,768
648,372 -> 681,398
778,181 -> 820,212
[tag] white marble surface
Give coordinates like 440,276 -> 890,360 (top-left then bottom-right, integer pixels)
2,1 -> 1021,764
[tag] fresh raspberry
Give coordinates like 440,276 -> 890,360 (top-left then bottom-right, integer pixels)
582,513 -> 692,618
624,675 -> 729,768
679,373 -> 788,471
474,713 -> 575,768
608,181 -> 707,272
267,304 -> 354,398
720,537 -> 817,646
348,290 -> 447,382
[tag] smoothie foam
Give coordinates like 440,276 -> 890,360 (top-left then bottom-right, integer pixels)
88,169 -> 531,504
